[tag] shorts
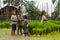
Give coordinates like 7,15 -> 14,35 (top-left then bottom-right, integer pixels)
12,24 -> 16,30
18,25 -> 22,30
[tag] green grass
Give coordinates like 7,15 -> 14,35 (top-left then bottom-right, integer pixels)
0,29 -> 60,40
1,20 -> 60,35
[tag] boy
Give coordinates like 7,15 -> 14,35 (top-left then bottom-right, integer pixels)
17,12 -> 23,35
24,15 -> 29,36
11,10 -> 18,36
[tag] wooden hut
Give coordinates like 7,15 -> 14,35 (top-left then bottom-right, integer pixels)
0,5 -> 21,22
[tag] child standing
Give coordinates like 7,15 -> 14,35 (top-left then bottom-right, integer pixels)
24,15 -> 29,36
41,11 -> 48,24
17,12 -> 23,35
11,10 -> 18,36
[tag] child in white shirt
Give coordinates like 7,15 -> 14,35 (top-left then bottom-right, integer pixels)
11,10 -> 18,36
41,11 -> 47,24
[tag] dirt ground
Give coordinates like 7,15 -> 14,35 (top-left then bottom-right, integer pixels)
0,29 -> 60,40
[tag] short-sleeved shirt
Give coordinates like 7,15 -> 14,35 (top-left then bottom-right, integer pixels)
11,15 -> 17,24
24,19 -> 29,25
41,15 -> 47,24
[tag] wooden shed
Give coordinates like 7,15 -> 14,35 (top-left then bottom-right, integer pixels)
0,5 -> 21,22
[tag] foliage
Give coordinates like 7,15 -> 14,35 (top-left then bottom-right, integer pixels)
51,1 -> 60,20
0,21 -> 11,28
5,0 -> 41,20
0,20 -> 60,35
24,1 -> 41,19
52,0 -> 56,4
28,20 -> 60,35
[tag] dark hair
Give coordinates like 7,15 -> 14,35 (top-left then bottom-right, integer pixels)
41,11 -> 46,16
24,15 -> 28,19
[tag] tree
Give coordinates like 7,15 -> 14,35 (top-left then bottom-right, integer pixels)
51,1 -> 60,20
5,0 -> 41,20
5,0 -> 13,5
23,1 -> 41,20
52,0 -> 56,4
5,0 -> 20,6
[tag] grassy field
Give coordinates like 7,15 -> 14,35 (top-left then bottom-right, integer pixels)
0,29 -> 60,40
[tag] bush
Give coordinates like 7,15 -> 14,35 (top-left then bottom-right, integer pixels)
0,21 -> 11,28
28,21 -> 43,35
28,20 -> 60,35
